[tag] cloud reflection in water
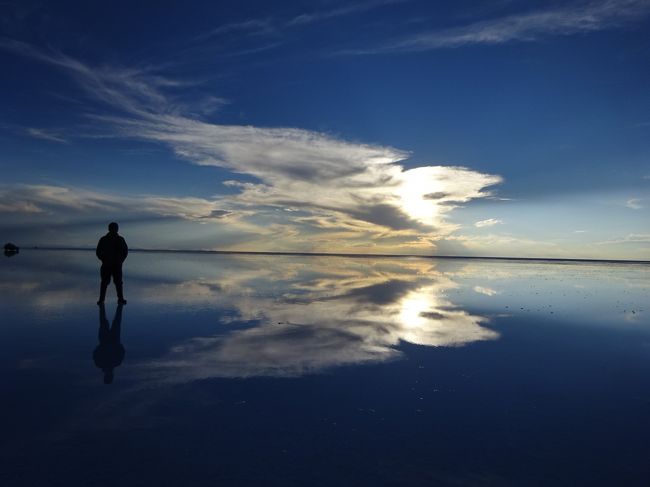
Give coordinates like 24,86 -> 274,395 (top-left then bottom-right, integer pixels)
140,257 -> 498,380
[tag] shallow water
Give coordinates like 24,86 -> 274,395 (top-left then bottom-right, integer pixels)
1,250 -> 649,486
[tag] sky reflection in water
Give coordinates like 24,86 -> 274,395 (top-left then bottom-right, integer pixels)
1,251 -> 649,486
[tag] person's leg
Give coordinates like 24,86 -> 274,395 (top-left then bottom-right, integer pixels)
98,265 -> 111,303
113,265 -> 126,303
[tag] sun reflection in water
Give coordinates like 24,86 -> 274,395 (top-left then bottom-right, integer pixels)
135,259 -> 499,381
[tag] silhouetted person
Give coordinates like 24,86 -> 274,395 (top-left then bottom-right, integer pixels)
96,222 -> 128,305
94,303 -> 125,385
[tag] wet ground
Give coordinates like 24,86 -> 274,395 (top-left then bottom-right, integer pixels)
1,250 -> 649,486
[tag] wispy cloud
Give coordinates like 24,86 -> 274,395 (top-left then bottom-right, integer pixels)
287,0 -> 406,26
438,233 -> 560,258
192,19 -> 274,42
25,127 -> 68,143
346,0 -> 650,54
626,198 -> 644,209
475,218 -> 503,228
0,184 -> 234,223
194,0 -> 406,43
0,37 -> 212,116
598,233 -> 650,245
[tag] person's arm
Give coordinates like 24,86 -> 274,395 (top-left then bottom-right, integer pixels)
120,237 -> 128,262
96,238 -> 104,261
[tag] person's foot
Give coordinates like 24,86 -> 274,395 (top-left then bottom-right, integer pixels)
118,299 -> 127,305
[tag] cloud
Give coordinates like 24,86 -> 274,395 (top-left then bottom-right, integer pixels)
626,198 -> 644,209
25,127 -> 68,143
287,0 -> 406,26
0,254 -> 498,379
597,233 -> 650,245
0,37 -> 212,116
474,286 -> 499,296
0,40 -> 502,251
474,218 -> 503,228
192,19 -> 274,42
136,258 -> 498,380
194,0 -> 405,42
0,184 -> 234,223
346,0 -> 650,54
437,233 -> 560,258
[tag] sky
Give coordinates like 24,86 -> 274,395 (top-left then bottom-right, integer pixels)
1,0 -> 649,259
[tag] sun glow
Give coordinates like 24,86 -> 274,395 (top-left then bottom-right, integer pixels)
398,168 -> 445,225
397,285 -> 498,347
399,293 -> 431,329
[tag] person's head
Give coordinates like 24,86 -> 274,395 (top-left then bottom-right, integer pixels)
108,222 -> 119,234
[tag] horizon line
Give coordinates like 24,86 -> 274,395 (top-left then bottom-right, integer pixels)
21,246 -> 650,265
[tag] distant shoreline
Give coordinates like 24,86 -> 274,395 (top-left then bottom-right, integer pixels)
21,246 -> 650,265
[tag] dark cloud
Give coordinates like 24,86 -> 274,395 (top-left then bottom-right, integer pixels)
345,279 -> 417,305
419,311 -> 445,320
423,192 -> 449,200
205,209 -> 232,219
347,203 -> 424,231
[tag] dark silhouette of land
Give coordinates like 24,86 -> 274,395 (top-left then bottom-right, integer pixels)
93,303 -> 125,385
96,222 -> 128,305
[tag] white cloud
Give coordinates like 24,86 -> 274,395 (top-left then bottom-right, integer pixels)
94,107 -> 502,236
0,41 -> 503,252
348,0 -> 650,54
103,112 -> 502,238
475,218 -> 503,228
626,198 -> 644,209
474,286 -> 499,296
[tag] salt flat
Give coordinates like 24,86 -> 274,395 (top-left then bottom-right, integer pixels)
1,250 -> 649,486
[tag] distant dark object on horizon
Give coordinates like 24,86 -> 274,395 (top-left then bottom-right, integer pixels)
4,242 -> 19,257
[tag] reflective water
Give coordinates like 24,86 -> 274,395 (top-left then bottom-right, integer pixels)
1,250 -> 649,486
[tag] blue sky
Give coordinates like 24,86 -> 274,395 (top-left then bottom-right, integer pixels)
1,0 -> 649,259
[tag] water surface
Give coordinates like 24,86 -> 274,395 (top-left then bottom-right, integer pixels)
1,250 -> 649,486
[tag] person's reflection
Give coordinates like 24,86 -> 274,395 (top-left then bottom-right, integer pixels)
94,304 -> 125,384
